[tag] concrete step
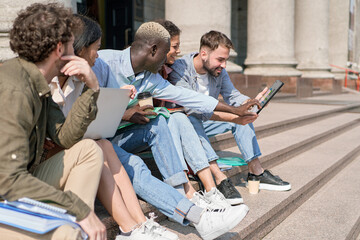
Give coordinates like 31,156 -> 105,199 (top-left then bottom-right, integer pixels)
211,102 -> 360,151
263,155 -> 360,240
98,112 -> 360,238
159,124 -> 360,239
217,112 -> 360,181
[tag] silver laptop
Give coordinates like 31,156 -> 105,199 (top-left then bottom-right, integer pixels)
83,88 -> 130,139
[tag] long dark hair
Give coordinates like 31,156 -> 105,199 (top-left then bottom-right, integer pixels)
73,14 -> 102,55
154,19 -> 181,38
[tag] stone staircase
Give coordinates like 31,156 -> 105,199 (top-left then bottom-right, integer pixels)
97,91 -> 360,240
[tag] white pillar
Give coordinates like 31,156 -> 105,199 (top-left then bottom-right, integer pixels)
244,0 -> 301,76
354,0 -> 360,67
0,0 -> 75,62
329,0 -> 350,80
165,0 -> 242,72
295,0 -> 334,78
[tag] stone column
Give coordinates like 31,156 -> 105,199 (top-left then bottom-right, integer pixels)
329,0 -> 350,92
244,0 -> 301,77
0,1 -> 26,62
165,0 -> 242,72
0,0 -> 75,62
295,0 -> 333,79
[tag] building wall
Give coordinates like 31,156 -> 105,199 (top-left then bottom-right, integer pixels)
144,0 -> 165,22
0,0 -> 356,84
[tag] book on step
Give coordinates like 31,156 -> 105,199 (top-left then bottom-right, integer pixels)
0,197 -> 87,239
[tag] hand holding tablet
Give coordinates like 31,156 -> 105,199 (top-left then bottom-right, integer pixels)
251,80 -> 284,114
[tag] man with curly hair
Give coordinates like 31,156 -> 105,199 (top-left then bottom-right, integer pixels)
0,3 -> 106,240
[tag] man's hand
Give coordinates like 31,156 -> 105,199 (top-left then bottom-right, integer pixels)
214,100 -> 260,118
234,99 -> 261,117
231,114 -> 257,125
211,111 -> 257,125
77,211 -> 106,240
122,105 -> 157,124
120,85 -> 137,99
60,55 -> 99,91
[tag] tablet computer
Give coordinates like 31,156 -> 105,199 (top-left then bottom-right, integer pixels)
252,80 -> 284,114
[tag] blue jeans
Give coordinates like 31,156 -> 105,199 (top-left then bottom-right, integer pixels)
111,144 -> 193,225
110,115 -> 188,187
188,116 -> 262,163
167,112 -> 210,174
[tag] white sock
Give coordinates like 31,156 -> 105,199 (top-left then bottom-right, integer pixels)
174,185 -> 186,196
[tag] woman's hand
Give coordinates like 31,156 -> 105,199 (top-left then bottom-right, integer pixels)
120,85 -> 137,99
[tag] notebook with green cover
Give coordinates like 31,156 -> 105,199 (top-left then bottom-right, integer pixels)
217,157 -> 247,166
118,107 -> 170,130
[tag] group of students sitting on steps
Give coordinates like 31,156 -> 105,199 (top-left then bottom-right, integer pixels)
0,2 -> 291,240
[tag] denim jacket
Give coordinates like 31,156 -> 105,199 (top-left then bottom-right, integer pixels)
169,53 -> 249,120
94,48 -> 219,120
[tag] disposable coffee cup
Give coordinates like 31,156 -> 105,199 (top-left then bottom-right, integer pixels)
248,175 -> 260,194
137,92 -> 153,112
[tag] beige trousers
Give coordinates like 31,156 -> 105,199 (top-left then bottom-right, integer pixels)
0,139 -> 103,240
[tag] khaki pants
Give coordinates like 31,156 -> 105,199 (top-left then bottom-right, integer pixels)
0,139 -> 103,240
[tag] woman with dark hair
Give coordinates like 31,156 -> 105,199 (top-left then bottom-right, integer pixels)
49,15 -> 178,240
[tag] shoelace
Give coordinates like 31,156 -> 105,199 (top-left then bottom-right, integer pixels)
140,219 -> 161,237
198,191 -> 226,212
194,191 -> 212,205
194,191 -> 228,212
144,212 -> 168,236
265,170 -> 283,181
224,179 -> 237,195
212,189 -> 227,202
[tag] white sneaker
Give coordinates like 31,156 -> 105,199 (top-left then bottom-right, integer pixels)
190,191 -> 225,210
194,204 -> 249,240
204,187 -> 231,209
115,216 -> 173,240
115,227 -> 166,240
146,212 -> 179,240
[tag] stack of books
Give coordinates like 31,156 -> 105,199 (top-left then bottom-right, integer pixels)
0,197 -> 87,239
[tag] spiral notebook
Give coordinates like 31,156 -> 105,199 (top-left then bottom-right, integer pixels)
0,198 -> 87,238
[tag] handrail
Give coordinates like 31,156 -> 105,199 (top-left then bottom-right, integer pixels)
330,64 -> 360,91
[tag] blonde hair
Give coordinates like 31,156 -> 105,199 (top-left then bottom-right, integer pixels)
134,22 -> 170,43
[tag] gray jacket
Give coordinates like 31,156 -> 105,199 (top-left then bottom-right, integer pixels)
168,53 -> 249,120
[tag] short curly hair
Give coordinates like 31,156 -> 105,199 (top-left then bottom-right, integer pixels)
134,22 -> 170,44
10,3 -> 79,63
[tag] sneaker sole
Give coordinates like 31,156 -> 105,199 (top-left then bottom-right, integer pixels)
201,204 -> 249,240
259,183 -> 292,191
226,197 -> 244,205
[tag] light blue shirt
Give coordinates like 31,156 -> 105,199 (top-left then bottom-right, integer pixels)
169,53 -> 250,120
94,48 -> 219,120
92,58 -> 121,88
